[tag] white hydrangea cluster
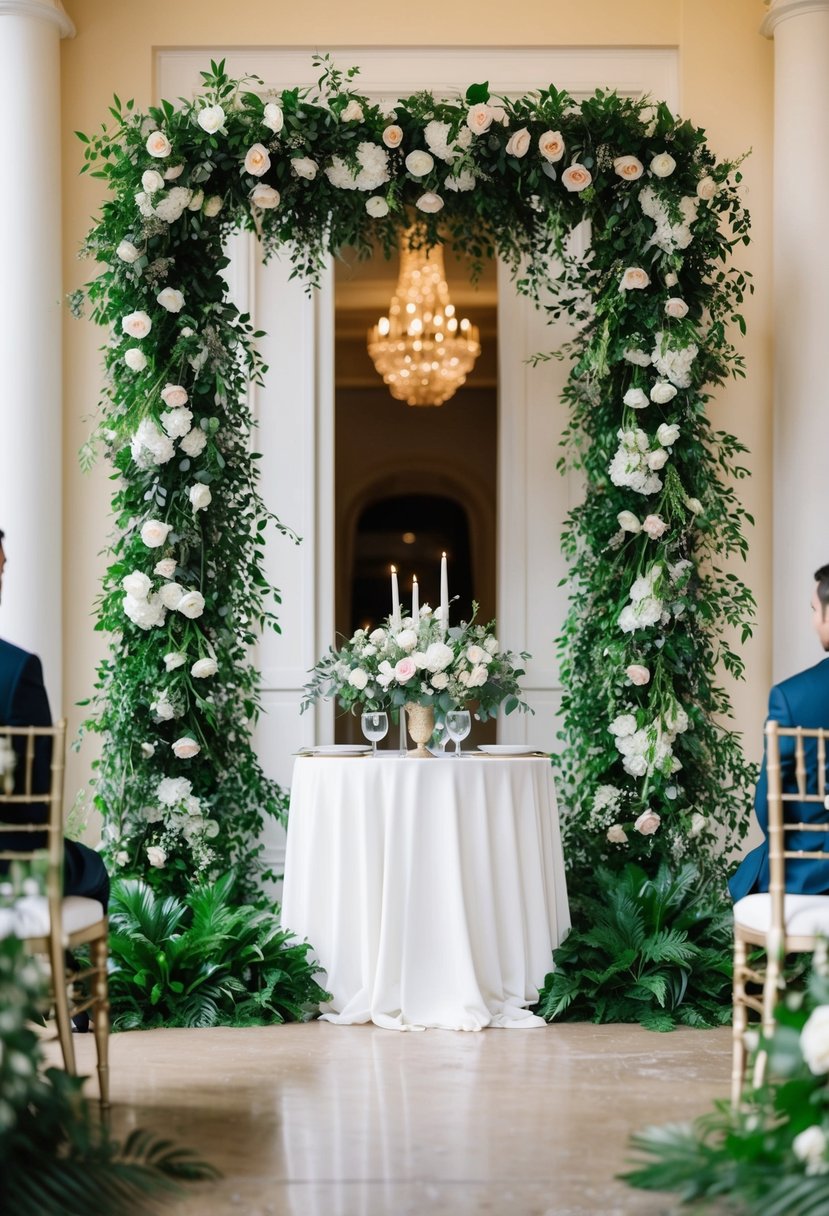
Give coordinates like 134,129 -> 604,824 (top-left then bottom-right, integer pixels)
608,427 -> 664,496
618,563 -> 666,633
131,418 -> 175,468
145,776 -> 220,872
652,331 -> 699,388
638,184 -> 699,253
609,703 -> 688,778
423,120 -> 473,163
324,142 -> 390,191
135,184 -> 193,224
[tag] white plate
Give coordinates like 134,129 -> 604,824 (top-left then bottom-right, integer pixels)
476,744 -> 542,756
310,745 -> 371,756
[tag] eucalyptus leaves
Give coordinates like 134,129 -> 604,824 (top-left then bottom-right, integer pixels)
77,55 -> 753,899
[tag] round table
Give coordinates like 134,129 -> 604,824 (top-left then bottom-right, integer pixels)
281,754 -> 570,1032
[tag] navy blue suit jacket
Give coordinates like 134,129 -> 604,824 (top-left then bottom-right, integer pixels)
0,637 -> 108,905
729,656 -> 829,900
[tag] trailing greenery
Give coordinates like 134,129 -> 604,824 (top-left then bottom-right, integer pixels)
107,874 -> 329,1030
624,958 -> 829,1212
75,57 -> 753,1026
0,931 -> 217,1215
537,861 -> 732,1029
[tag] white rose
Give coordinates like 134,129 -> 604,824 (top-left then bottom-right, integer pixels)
163,164 -> 184,180
505,128 -> 531,158
152,692 -> 177,721
369,628 -> 387,646
124,348 -> 147,371
189,483 -> 212,512
191,657 -> 218,679
623,388 -> 649,410
157,287 -> 184,313
291,156 -> 318,180
180,327 -> 193,337
341,99 -> 364,122
649,382 -> 677,404
197,104 -> 225,134
538,130 -> 565,162
431,672 -> 449,690
468,663 -> 488,688
154,558 -> 177,578
416,192 -> 444,213
625,755 -> 649,778
122,571 -> 151,599
801,1007 -> 829,1075
122,311 -> 152,339
647,448 -> 670,471
609,714 -> 637,738
203,195 -> 223,217
650,152 -> 677,178
466,645 -> 486,664
161,407 -> 193,438
561,164 -> 592,192
140,743 -> 155,759
159,582 -> 185,610
365,196 -> 389,217
177,590 -> 205,619
664,272 -> 679,288
696,175 -> 717,200
180,428 -> 208,457
244,143 -> 271,176
141,169 -> 164,193
116,239 -> 141,263
484,636 -> 498,654
188,189 -> 204,211
382,125 -> 403,148
250,184 -> 280,209
793,1125 -> 829,1174
642,514 -> 667,539
395,628 -> 418,652
657,422 -> 681,447
665,297 -> 689,319
617,511 -> 641,533
686,497 -> 703,515
620,267 -> 650,291
158,386 -> 187,412
146,130 -> 172,158
348,668 -> 369,690
141,520 -> 172,549
146,845 -> 167,868
607,824 -> 628,844
634,810 -> 662,835
613,155 -> 644,181
466,103 -> 493,135
262,102 -> 284,133
405,150 -> 434,177
624,348 -> 652,367
172,736 -> 201,759
626,664 -> 651,686
164,651 -> 187,671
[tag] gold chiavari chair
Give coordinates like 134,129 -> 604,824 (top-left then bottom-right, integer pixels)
0,720 -> 110,1109
731,719 -> 829,1107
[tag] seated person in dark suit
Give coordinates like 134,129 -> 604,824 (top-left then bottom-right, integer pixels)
0,529 -> 109,911
729,562 -> 829,900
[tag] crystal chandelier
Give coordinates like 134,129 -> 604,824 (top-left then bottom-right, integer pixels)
367,233 -> 481,407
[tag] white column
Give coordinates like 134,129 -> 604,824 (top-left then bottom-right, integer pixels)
762,0 -> 829,681
0,1 -> 73,712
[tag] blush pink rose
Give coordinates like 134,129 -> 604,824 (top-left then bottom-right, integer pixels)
561,164 -> 592,192
626,664 -> 651,686
634,810 -> 662,836
642,514 -> 668,540
394,657 -> 417,683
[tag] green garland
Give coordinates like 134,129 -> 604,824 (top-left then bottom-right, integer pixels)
76,56 -> 753,902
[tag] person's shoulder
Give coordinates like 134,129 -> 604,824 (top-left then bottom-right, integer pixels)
777,657 -> 829,692
774,657 -> 829,716
0,637 -> 35,674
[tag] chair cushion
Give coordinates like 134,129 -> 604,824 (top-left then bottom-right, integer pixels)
734,892 -> 829,936
0,895 -> 104,941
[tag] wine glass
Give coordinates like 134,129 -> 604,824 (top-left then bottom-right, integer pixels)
361,711 -> 389,756
445,710 -> 471,758
432,719 -> 450,756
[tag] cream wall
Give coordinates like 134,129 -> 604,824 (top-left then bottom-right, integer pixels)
59,0 -> 774,833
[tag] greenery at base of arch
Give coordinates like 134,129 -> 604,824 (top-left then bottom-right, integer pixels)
74,56 -> 755,1024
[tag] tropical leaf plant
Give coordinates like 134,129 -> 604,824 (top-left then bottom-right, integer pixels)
107,873 -> 329,1029
537,860 -> 733,1029
623,962 -> 829,1213
0,931 -> 217,1216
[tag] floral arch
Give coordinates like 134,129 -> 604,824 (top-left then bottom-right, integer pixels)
78,57 -> 754,919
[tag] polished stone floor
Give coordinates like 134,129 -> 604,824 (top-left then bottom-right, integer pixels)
57,1021 -> 731,1215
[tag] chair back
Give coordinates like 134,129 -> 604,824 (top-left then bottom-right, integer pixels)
0,721 -> 67,923
765,719 -> 829,940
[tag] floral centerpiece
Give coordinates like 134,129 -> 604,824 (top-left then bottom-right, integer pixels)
302,602 -> 531,727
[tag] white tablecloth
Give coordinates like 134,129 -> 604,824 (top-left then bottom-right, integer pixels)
281,755 -> 570,1032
